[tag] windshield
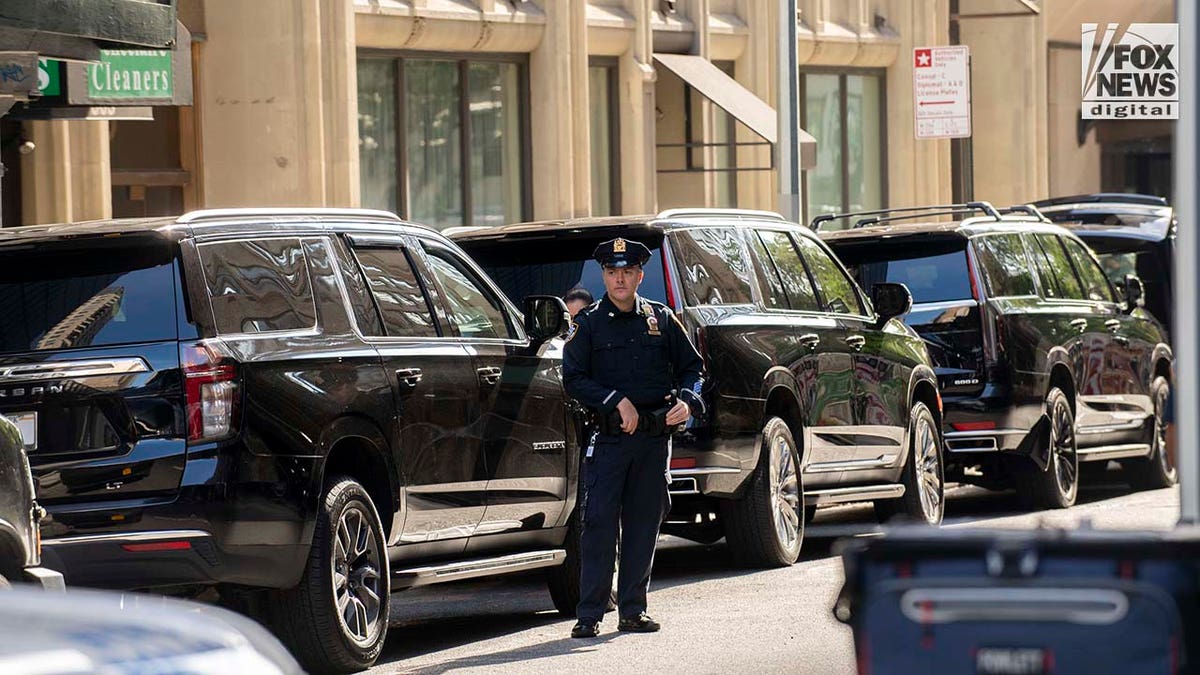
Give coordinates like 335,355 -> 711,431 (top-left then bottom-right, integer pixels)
456,231 -> 668,307
0,243 -> 179,354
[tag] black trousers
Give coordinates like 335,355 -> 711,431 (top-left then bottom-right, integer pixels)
576,431 -> 671,622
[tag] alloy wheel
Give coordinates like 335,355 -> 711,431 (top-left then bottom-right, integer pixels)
331,504 -> 384,646
769,435 -> 802,551
1050,398 -> 1079,502
913,413 -> 943,523
1154,385 -> 1174,479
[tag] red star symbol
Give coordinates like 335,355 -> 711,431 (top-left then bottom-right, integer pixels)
915,49 -> 932,68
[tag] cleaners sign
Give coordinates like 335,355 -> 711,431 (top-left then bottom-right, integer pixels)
87,50 -> 173,99
912,46 -> 971,139
1082,23 -> 1178,120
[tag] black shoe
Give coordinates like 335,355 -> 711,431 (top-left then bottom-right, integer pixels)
571,620 -> 601,638
617,613 -> 661,633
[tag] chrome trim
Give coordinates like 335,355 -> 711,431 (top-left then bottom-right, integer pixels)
899,588 -> 1129,625
42,529 -> 211,546
178,208 -> 403,224
946,437 -> 999,453
1077,444 -> 1153,462
656,207 -> 785,221
1077,419 -> 1147,435
0,358 -> 150,383
943,429 -> 1028,438
804,484 -> 905,506
392,549 -> 566,589
669,466 -> 741,477
668,477 -> 700,495
805,455 -> 898,474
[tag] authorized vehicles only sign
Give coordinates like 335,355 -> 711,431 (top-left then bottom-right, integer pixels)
912,46 -> 971,139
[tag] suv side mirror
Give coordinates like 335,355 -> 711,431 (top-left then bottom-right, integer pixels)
1123,274 -> 1145,313
871,282 -> 913,328
525,295 -> 570,343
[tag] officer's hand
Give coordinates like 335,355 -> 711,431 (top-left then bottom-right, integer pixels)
665,397 -> 691,426
617,398 -> 639,434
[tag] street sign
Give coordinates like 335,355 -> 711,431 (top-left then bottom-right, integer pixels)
37,58 -> 60,96
913,45 -> 971,139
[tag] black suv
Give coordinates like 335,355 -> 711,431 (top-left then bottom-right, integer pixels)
820,202 -> 1175,510
450,209 -> 944,568
1034,194 -> 1174,333
0,209 -> 581,673
0,416 -> 63,590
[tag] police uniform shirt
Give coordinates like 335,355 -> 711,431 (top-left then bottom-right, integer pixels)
562,294 -> 705,417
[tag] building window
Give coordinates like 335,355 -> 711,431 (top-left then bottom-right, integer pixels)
589,61 -> 619,216
357,55 -> 529,229
688,61 -> 738,207
801,71 -> 885,224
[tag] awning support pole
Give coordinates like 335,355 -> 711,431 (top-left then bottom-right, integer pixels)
776,0 -> 801,223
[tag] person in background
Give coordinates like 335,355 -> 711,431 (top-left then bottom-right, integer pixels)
564,287 -> 594,318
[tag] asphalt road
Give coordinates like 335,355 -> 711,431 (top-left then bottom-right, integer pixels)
370,472 -> 1181,675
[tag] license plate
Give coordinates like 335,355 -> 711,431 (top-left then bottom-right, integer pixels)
2,412 -> 37,452
975,647 -> 1047,675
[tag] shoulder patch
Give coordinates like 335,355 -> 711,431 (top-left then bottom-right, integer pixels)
565,320 -> 579,343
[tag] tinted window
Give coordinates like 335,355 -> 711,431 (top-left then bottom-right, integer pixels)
793,235 -> 864,314
1032,234 -> 1084,300
1096,251 -> 1138,286
331,236 -> 384,336
0,244 -> 178,354
200,239 -> 317,335
973,234 -> 1036,297
423,244 -> 515,340
352,246 -> 437,338
756,230 -> 820,312
746,230 -> 788,310
671,228 -> 755,306
1063,237 -> 1117,303
455,233 -> 667,307
834,240 -> 972,304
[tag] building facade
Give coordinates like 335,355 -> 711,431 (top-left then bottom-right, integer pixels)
1,0 -> 1176,229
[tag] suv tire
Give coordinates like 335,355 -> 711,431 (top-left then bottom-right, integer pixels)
546,509 -> 617,616
1123,376 -> 1177,490
1015,388 -> 1078,509
267,476 -> 389,673
874,402 -> 944,525
721,417 -> 803,568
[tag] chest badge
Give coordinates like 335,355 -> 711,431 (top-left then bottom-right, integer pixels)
646,312 -> 661,336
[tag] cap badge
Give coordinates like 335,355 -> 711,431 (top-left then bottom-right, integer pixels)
613,238 -> 627,253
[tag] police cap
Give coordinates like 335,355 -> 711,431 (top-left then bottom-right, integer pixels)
593,237 -> 651,268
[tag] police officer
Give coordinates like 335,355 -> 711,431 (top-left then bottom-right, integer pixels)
563,237 -> 705,638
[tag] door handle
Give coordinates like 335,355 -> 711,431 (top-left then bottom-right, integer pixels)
477,366 -> 502,386
1104,319 -> 1122,332
395,367 -> 423,389
1069,318 -> 1088,332
844,335 -> 866,352
799,333 -> 820,349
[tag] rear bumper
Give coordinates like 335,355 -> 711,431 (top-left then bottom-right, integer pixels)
38,448 -> 321,592
669,430 -> 757,498
942,428 -> 1029,454
40,528 -> 309,591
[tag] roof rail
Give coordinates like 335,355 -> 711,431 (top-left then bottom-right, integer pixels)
810,201 -> 1001,231
177,208 -> 404,224
1031,193 -> 1168,208
655,208 -> 786,222
999,204 -> 1048,220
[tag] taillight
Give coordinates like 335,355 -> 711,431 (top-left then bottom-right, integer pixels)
951,421 -> 996,432
965,248 -> 982,302
661,247 -> 679,310
670,457 -> 697,470
180,341 -> 239,443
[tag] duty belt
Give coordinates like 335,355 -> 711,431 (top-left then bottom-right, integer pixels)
595,405 -> 681,437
